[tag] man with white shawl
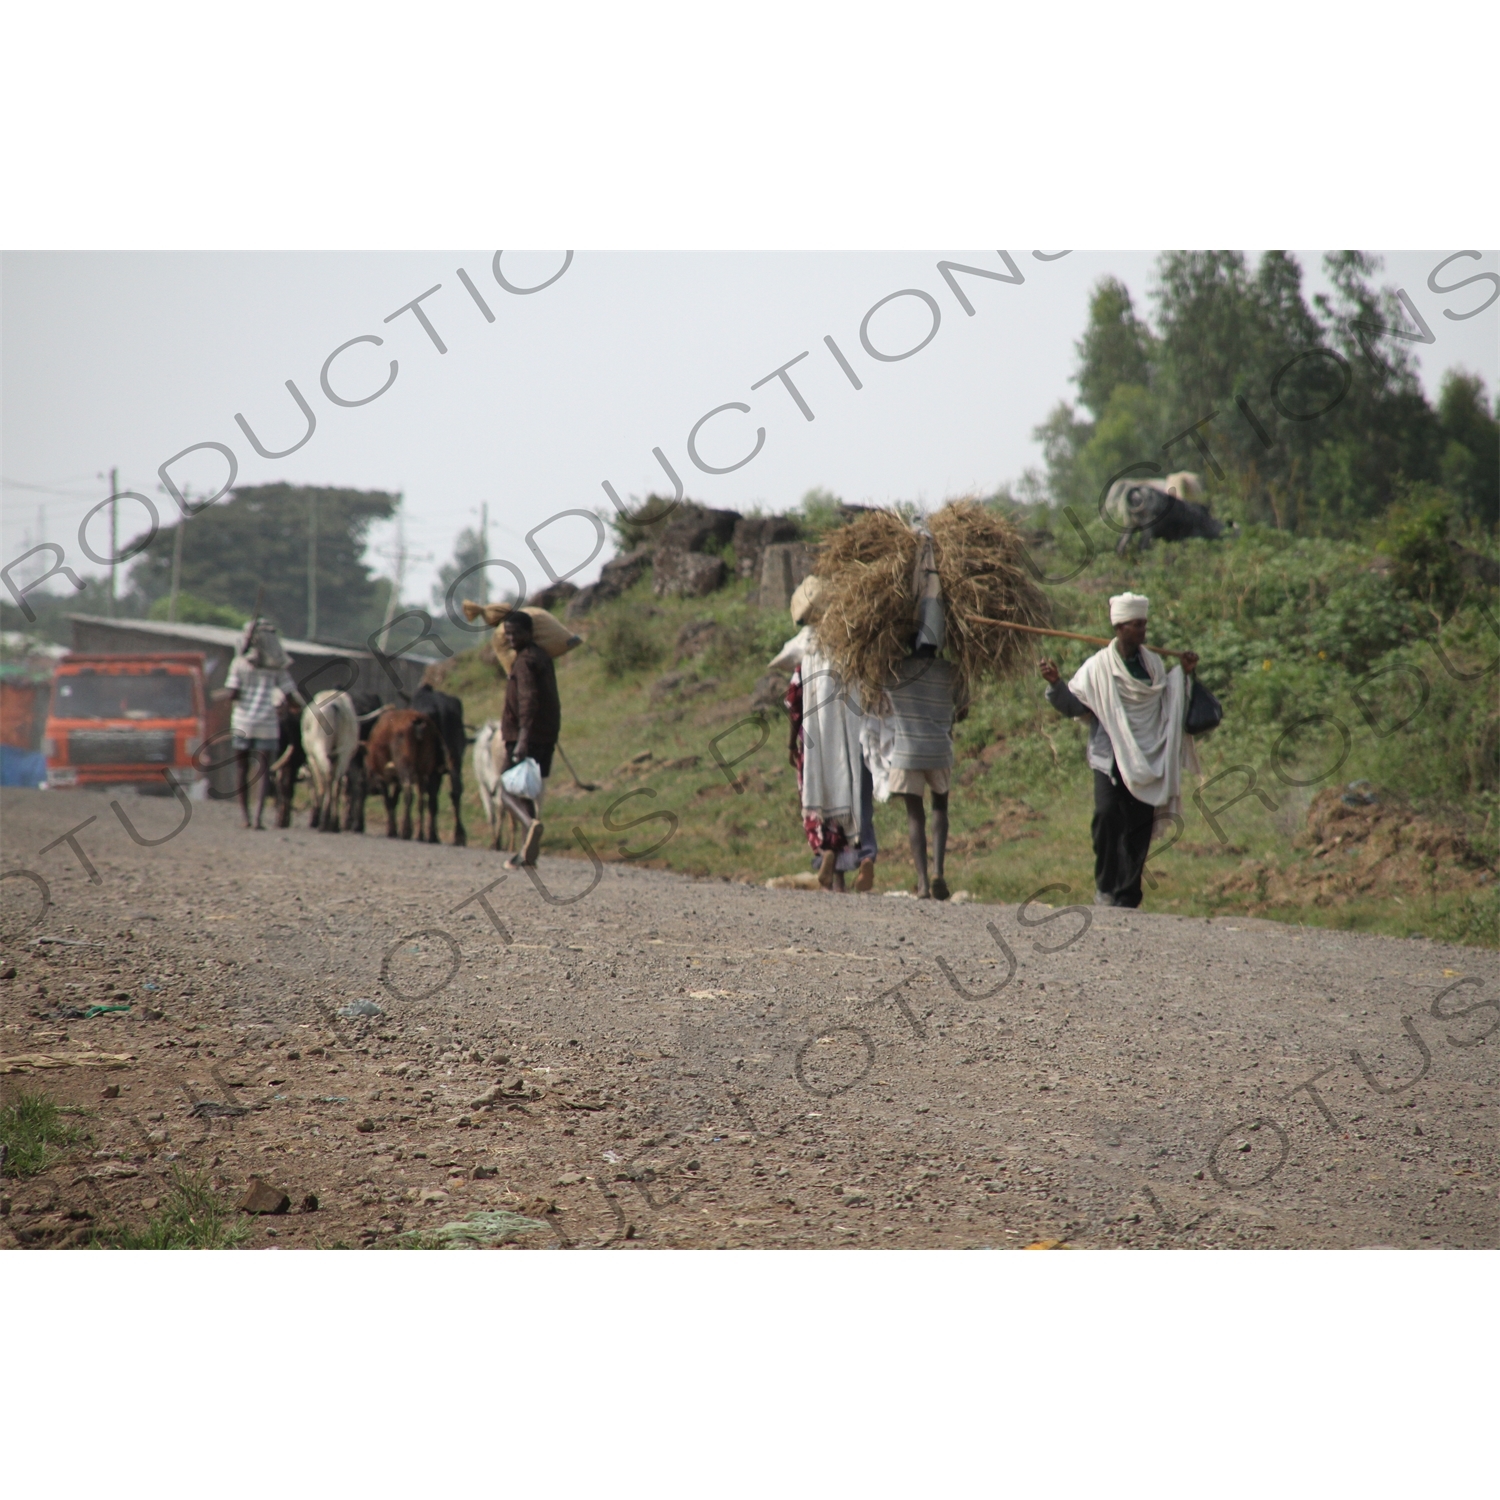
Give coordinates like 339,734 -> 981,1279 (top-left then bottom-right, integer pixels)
1038,592 -> 1199,908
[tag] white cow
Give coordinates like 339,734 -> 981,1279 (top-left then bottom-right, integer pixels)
301,690 -> 361,832
473,720 -> 511,853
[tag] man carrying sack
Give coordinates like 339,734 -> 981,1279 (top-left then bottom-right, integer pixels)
223,618 -> 302,831
1038,592 -> 1199,908
498,609 -> 560,868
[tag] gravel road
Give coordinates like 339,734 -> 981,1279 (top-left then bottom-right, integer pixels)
3,788 -> 1495,1250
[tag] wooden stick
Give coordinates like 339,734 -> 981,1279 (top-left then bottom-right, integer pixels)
555,741 -> 601,791
968,615 -> 1190,659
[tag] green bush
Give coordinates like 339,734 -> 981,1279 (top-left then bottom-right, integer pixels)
1377,485 -> 1467,618
595,612 -> 664,678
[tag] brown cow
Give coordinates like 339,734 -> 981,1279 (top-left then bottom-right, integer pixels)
365,709 -> 443,841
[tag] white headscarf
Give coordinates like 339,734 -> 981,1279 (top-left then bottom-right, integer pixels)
1109,592 -> 1150,624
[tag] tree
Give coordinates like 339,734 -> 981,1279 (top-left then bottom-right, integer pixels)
1034,250 -> 1463,535
1436,369 -> 1500,530
1074,278 -> 1155,420
126,484 -> 398,644
146,592 -> 243,627
432,527 -> 491,611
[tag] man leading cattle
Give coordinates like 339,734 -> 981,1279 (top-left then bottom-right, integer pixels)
1037,593 -> 1200,908
498,608 -> 561,869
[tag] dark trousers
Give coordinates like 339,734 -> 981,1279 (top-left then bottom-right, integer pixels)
1092,767 -> 1155,908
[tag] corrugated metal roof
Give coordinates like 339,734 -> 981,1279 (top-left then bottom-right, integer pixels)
65,614 -> 438,661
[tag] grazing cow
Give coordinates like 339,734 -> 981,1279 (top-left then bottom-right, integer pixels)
473,719 -> 521,854
272,697 -> 306,828
412,681 -> 469,847
1104,475 -> 1235,556
365,708 -> 443,841
339,691 -> 385,833
301,690 -> 361,832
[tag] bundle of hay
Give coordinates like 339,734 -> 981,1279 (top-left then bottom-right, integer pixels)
812,501 -> 1049,702
461,600 -> 582,673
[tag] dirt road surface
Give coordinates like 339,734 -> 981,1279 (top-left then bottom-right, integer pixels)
3,788 -> 1495,1250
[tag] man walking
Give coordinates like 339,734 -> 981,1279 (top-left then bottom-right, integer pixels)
1038,592 -> 1198,908
886,650 -> 960,901
498,609 -> 560,868
224,618 -> 302,831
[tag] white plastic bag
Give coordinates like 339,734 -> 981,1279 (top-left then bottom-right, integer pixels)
500,756 -> 543,801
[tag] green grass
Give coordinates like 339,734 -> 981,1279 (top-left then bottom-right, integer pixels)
317,526 -> 1498,947
0,1092 -> 86,1178
92,1168 -> 251,1249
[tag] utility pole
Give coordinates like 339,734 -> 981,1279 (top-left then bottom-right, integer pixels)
375,499 -> 432,635
380,508 -> 409,632
307,491 -> 319,640
169,515 -> 185,622
108,466 -> 118,617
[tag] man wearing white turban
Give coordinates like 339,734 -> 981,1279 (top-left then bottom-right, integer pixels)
1037,593 -> 1200,907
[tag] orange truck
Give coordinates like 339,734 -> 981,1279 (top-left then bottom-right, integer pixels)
44,653 -> 213,791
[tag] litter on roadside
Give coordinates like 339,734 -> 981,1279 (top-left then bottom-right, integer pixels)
1,1052 -> 135,1074
337,1000 -> 384,1019
405,1210 -> 549,1248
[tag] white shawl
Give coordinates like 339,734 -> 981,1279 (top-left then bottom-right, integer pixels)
801,643 -> 866,829
1068,644 -> 1199,837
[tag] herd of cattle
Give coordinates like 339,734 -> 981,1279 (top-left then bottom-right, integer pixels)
271,681 -> 512,848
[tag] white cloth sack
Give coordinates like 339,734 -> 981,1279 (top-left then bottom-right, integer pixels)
500,756 -> 543,801
1067,644 -> 1200,839
860,711 -> 896,803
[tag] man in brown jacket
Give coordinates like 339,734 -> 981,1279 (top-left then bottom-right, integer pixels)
499,609 -> 561,867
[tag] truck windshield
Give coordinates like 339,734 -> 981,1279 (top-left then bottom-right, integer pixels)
53,673 -> 195,721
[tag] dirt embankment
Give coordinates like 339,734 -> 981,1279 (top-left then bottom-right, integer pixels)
1209,783 -> 1496,915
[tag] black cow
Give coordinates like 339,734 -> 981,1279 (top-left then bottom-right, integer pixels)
411,683 -> 468,847
273,698 -> 306,828
339,691 -> 385,833
1116,485 -> 1235,555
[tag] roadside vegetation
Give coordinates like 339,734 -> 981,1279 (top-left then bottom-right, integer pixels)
91,1168 -> 250,1250
0,1091 -> 86,1179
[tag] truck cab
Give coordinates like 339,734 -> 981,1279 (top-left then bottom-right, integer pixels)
44,653 -> 208,790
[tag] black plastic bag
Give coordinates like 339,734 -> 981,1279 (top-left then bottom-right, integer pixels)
1184,676 -> 1223,736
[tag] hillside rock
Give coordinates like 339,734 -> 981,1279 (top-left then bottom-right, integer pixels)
732,515 -> 801,580
653,548 -> 725,598
657,503 -> 740,554
528,580 -> 579,611
567,548 -> 652,618
758,542 -> 817,612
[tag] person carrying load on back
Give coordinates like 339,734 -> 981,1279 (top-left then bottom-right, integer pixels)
884,528 -> 964,901
1037,592 -> 1200,908
223,618 -> 302,831
498,609 -> 560,868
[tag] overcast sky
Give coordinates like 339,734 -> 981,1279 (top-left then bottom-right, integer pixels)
3,249 -> 1495,609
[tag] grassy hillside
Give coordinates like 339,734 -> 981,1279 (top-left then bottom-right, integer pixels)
417,517 -> 1498,947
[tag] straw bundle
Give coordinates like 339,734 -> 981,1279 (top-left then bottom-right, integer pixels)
812,501 -> 1049,702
